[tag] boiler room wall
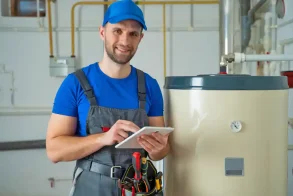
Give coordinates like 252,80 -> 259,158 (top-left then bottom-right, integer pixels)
0,1 -> 219,196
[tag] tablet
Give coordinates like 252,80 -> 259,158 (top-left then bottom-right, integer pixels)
115,126 -> 174,149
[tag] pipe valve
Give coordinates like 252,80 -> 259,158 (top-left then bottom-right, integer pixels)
220,53 -> 235,66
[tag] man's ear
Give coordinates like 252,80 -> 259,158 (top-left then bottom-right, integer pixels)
99,26 -> 105,40
139,32 -> 144,42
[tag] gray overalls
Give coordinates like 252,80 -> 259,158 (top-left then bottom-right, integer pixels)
69,68 -> 149,196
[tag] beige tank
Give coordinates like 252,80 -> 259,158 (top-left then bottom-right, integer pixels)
163,75 -> 289,196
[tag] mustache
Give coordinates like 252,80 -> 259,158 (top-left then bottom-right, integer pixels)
115,45 -> 132,50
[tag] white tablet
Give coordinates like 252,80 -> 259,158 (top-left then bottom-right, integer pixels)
115,126 -> 174,149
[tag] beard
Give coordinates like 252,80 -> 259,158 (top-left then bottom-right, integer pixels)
105,39 -> 136,65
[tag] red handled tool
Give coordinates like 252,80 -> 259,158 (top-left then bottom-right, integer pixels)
132,152 -> 141,192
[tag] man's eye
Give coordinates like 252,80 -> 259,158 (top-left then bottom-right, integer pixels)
130,32 -> 138,36
114,29 -> 122,34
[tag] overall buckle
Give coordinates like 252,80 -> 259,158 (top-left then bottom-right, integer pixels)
110,166 -> 122,179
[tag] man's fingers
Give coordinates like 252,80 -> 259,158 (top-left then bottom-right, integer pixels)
138,137 -> 155,149
117,123 -> 140,133
116,120 -> 140,129
140,135 -> 162,148
118,130 -> 129,138
153,132 -> 169,143
115,135 -> 125,143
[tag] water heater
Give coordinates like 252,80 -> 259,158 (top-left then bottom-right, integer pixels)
163,75 -> 289,196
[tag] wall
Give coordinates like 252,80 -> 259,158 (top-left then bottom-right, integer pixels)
0,0 -> 292,196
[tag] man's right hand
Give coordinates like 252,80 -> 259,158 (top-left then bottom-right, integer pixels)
102,120 -> 140,146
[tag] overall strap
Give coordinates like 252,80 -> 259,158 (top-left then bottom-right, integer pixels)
74,69 -> 98,106
136,69 -> 146,110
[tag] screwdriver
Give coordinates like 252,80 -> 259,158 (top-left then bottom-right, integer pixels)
155,172 -> 163,191
132,152 -> 141,192
141,157 -> 150,192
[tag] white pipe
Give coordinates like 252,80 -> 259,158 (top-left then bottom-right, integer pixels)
263,12 -> 272,76
234,53 -> 293,63
254,20 -> 261,48
0,106 -> 52,116
270,0 -> 277,51
37,0 -> 40,19
278,37 -> 293,70
0,26 -> 219,32
278,18 -> 293,28
280,38 -> 293,46
270,1 -> 279,77
263,12 -> 272,52
0,64 -> 15,105
245,54 -> 293,62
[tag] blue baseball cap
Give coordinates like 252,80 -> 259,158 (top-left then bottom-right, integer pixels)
102,0 -> 147,30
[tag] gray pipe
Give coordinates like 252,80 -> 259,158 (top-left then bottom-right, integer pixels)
240,0 -> 250,52
219,0 -> 234,62
0,139 -> 46,151
242,0 -> 267,50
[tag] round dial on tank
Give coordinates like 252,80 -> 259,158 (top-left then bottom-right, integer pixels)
230,121 -> 242,132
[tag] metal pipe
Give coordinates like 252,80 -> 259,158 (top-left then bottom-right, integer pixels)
240,0 -> 250,52
219,0 -> 234,72
47,0 -> 54,57
0,140 -> 46,151
163,4 -> 166,77
70,0 -> 220,77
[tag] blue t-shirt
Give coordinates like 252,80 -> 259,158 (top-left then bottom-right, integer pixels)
52,62 -> 164,136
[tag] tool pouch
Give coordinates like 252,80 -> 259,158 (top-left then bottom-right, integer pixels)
120,160 -> 163,196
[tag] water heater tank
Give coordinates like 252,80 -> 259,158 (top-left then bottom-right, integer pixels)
163,75 -> 289,196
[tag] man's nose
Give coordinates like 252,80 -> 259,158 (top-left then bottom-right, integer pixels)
119,33 -> 130,45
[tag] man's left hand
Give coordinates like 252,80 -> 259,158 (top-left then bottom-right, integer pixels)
137,132 -> 170,161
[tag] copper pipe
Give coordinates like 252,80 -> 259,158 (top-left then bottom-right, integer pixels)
71,1 -> 112,57
47,0 -> 54,57
70,0 -> 219,72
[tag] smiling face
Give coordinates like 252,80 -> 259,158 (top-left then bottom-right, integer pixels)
99,19 -> 144,65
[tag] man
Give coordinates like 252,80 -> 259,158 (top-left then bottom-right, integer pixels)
45,0 -> 170,195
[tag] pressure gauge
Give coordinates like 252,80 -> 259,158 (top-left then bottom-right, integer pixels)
276,0 -> 285,19
230,121 -> 242,133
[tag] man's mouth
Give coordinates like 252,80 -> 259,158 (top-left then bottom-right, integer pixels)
116,47 -> 130,54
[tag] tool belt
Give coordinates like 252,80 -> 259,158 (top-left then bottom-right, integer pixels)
119,154 -> 163,196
